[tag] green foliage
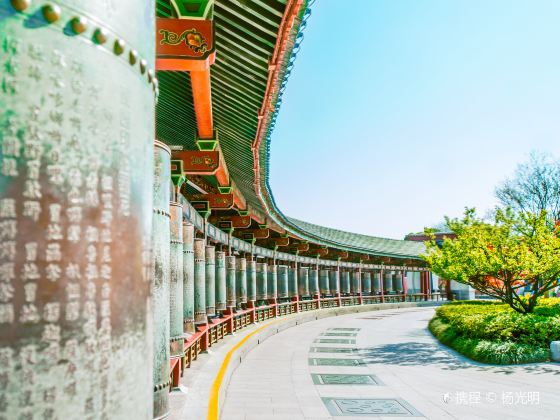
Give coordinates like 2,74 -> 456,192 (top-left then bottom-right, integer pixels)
429,300 -> 560,364
422,208 -> 560,313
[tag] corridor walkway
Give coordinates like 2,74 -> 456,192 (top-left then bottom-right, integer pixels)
221,307 -> 560,420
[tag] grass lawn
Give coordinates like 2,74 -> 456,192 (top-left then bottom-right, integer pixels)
429,298 -> 560,364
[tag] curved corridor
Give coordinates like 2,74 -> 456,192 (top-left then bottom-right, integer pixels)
221,308 -> 560,420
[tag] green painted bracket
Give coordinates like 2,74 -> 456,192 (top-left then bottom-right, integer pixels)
171,159 -> 186,188
218,185 -> 232,194
171,0 -> 214,19
196,130 -> 218,151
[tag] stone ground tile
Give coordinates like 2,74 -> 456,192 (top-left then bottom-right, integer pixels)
309,357 -> 366,367
314,338 -> 356,344
221,306 -> 560,420
316,385 -> 397,399
300,404 -> 332,418
246,415 -> 305,420
307,352 -> 363,360
273,407 -> 306,416
309,347 -> 357,354
308,365 -> 372,375
327,328 -> 361,331
322,397 -> 424,417
311,373 -> 382,386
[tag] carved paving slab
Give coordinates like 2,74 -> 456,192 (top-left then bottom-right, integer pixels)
309,358 -> 365,366
312,374 -> 382,385
327,328 -> 361,331
322,398 -> 422,417
315,338 -> 356,344
309,347 -> 355,354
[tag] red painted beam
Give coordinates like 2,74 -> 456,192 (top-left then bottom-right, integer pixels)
190,69 -> 214,139
209,215 -> 252,229
188,193 -> 234,210
174,150 -> 219,174
240,228 -> 269,239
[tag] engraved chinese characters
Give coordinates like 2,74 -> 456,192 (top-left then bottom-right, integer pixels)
183,222 -> 195,333
169,202 -> 184,358
153,141 -> 171,418
0,1 -> 155,418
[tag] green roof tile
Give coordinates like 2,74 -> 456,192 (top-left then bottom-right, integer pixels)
157,0 -> 425,260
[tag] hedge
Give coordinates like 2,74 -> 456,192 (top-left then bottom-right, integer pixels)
429,299 -> 560,364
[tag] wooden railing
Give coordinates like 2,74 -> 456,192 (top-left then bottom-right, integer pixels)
170,293 -> 445,388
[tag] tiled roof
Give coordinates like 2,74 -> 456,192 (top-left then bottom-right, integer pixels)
156,0 -> 425,260
287,218 -> 426,258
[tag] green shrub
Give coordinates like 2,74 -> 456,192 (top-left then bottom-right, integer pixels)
429,298 -> 559,364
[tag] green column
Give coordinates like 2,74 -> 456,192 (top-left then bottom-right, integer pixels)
289,264 -> 299,298
0,1 -> 155,418
236,257 -> 247,306
256,262 -> 268,304
362,271 -> 372,295
319,269 -> 330,296
351,270 -> 361,295
384,271 -> 393,293
194,239 -> 206,322
329,269 -> 340,295
372,270 -> 382,293
394,271 -> 404,293
152,142 -> 171,417
247,259 -> 257,303
226,256 -> 236,308
205,246 -> 216,316
183,222 -> 195,333
277,265 -> 289,298
309,268 -> 319,297
298,267 -> 309,297
268,264 -> 278,300
169,202 -> 184,357
341,271 -> 351,294
215,250 -> 226,311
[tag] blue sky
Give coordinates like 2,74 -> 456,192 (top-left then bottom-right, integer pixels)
269,0 -> 560,239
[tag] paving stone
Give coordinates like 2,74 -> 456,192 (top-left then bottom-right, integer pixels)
309,347 -> 356,354
309,358 -> 365,366
322,397 -> 422,417
321,332 -> 358,337
311,373 -> 382,385
221,306 -> 560,420
314,338 -> 356,344
328,328 -> 361,331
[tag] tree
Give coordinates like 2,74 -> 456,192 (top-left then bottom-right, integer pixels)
422,208 -> 560,314
496,152 -> 560,222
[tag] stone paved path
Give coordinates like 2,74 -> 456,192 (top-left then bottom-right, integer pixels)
221,307 -> 560,420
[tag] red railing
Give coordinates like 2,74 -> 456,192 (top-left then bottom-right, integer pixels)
170,292 -> 444,388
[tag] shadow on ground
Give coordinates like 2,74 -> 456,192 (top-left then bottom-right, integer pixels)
357,332 -> 560,376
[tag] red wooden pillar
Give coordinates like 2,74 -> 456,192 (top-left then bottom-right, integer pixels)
336,265 -> 342,307
247,300 -> 256,324
358,269 -> 363,305
199,324 -> 209,352
423,271 -> 428,301
224,307 -> 235,334
402,270 -> 409,301
379,269 -> 385,303
445,279 -> 453,301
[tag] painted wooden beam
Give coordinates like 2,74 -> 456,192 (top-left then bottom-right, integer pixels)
188,193 -> 234,210
237,228 -> 269,239
209,215 -> 252,229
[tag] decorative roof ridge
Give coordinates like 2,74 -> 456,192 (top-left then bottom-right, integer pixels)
287,217 -> 422,244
